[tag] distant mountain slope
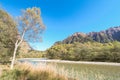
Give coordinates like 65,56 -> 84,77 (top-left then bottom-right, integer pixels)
56,26 -> 120,44
19,41 -> 32,54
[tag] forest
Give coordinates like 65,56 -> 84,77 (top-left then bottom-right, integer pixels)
46,41 -> 120,62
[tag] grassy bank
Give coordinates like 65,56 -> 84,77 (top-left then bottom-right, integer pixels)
0,63 -> 77,80
1,60 -> 120,80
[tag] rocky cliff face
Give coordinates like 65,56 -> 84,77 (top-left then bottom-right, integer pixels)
56,26 -> 120,44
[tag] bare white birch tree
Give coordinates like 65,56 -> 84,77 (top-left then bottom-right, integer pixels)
10,7 -> 45,69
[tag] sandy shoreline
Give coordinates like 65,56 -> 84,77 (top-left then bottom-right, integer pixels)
18,58 -> 120,66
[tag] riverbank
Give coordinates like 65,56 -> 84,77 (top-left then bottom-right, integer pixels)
18,58 -> 120,66
1,59 -> 120,80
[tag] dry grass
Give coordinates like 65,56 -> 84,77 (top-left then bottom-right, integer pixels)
1,62 -> 119,80
0,68 -> 2,76
0,62 -> 77,80
0,64 -> 9,76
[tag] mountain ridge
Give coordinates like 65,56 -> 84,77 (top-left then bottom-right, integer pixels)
55,26 -> 120,44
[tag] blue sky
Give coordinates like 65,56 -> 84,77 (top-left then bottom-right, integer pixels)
1,0 -> 120,50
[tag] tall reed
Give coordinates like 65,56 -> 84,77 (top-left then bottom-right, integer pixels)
0,62 -> 77,80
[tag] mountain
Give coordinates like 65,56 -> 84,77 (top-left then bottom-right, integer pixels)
55,26 -> 120,44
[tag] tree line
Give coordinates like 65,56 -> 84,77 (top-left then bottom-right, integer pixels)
46,41 -> 120,62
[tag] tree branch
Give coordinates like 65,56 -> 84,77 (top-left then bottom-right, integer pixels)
17,30 -> 26,46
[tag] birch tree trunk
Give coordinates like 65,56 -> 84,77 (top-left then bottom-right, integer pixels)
10,41 -> 18,69
10,30 -> 25,69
